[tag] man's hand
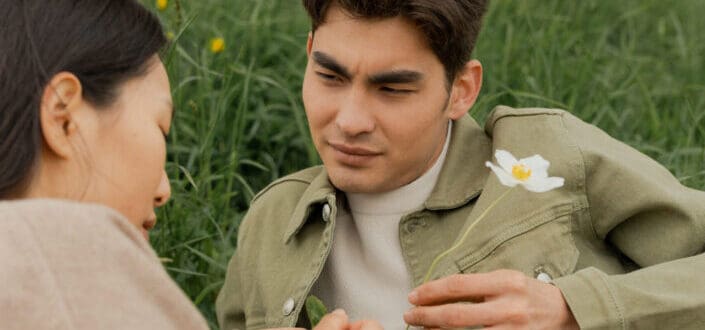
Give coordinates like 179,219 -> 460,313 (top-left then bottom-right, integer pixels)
314,309 -> 384,330
404,269 -> 579,329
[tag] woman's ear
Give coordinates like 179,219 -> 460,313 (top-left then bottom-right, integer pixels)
39,72 -> 83,159
447,60 -> 483,120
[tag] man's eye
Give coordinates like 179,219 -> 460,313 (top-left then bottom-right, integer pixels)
316,72 -> 340,82
380,86 -> 413,94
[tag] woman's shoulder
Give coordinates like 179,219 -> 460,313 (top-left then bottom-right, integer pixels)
0,199 -> 209,329
0,198 -> 151,251
1,198 -> 126,220
1,198 -> 128,221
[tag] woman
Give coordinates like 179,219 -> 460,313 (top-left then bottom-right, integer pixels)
0,1 -> 208,328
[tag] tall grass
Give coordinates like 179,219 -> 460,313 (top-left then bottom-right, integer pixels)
146,0 -> 705,327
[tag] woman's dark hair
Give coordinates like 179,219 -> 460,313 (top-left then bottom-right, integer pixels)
0,0 -> 166,198
302,0 -> 488,86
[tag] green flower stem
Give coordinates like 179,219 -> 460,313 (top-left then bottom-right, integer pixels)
420,187 -> 515,283
406,187 -> 515,330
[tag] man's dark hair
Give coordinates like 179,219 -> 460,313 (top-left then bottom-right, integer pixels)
302,0 -> 488,85
0,0 -> 166,198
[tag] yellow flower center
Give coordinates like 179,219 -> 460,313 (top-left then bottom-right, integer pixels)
512,164 -> 532,181
156,0 -> 168,11
210,38 -> 225,54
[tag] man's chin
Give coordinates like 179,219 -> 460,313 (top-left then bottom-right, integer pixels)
328,169 -> 376,193
327,167 -> 396,194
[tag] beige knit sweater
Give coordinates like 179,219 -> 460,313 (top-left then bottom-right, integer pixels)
0,199 -> 209,330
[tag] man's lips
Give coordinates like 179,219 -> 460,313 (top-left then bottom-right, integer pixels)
328,141 -> 382,166
328,141 -> 382,156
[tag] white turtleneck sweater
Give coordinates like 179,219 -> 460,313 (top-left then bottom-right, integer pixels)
311,122 -> 452,328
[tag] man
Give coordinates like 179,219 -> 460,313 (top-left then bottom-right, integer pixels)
217,0 -> 705,329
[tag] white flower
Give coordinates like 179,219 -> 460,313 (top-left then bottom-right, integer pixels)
485,150 -> 565,193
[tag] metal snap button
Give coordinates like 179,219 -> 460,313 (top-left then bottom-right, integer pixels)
404,218 -> 426,234
536,272 -> 553,284
322,203 -> 331,222
282,297 -> 295,316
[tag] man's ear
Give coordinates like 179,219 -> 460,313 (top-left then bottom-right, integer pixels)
306,31 -> 313,56
447,60 -> 483,120
39,72 -> 83,159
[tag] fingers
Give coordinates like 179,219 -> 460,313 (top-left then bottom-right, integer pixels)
349,319 -> 384,330
409,270 -> 529,306
313,310 -> 383,330
403,301 -> 506,328
314,309 -> 349,330
406,270 -> 577,329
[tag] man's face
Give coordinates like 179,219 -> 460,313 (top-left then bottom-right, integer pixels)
302,6 -> 472,193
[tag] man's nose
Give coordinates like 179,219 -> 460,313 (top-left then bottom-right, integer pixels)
334,88 -> 376,137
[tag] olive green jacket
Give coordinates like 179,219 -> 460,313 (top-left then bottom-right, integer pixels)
216,106 -> 705,330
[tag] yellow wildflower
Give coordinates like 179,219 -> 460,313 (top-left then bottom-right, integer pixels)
210,37 -> 225,54
156,0 -> 168,11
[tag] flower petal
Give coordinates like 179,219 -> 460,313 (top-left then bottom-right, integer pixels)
495,150 -> 519,173
486,161 -> 520,187
520,155 -> 550,178
522,176 -> 565,193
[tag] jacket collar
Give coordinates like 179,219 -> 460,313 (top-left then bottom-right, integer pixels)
283,114 -> 492,242
425,115 -> 492,210
284,168 -> 337,243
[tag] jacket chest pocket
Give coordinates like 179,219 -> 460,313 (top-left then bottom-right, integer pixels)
455,204 -> 579,280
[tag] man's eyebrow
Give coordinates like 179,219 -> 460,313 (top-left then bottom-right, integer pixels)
368,70 -> 424,85
312,51 -> 352,80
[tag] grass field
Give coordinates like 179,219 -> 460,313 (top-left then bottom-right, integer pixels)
145,0 -> 705,327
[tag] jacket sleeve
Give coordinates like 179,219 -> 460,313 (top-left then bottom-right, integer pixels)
552,113 -> 705,330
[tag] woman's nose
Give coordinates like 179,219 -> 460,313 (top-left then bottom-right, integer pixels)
153,170 -> 171,208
